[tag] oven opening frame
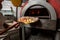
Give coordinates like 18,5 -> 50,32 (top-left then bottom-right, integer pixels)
24,5 -> 51,19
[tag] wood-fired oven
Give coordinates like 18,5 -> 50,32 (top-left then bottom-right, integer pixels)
19,0 -> 58,40
20,0 -> 57,30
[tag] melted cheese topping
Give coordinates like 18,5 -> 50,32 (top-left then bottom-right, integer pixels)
18,16 -> 38,24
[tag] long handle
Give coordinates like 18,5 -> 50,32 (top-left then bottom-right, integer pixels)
0,22 -> 19,35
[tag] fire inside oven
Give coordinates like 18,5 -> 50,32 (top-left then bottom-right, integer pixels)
24,5 -> 49,18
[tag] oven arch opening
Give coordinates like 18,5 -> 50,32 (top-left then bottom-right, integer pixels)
24,5 -> 50,19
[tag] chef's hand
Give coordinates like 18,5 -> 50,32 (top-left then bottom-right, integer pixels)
9,21 -> 19,28
13,21 -> 19,28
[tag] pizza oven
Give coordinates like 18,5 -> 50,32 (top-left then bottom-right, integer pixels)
20,0 -> 57,30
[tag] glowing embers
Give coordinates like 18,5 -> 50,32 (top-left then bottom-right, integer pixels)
29,9 -> 40,14
25,8 -> 49,16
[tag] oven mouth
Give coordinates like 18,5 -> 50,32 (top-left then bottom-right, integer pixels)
24,5 -> 50,19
